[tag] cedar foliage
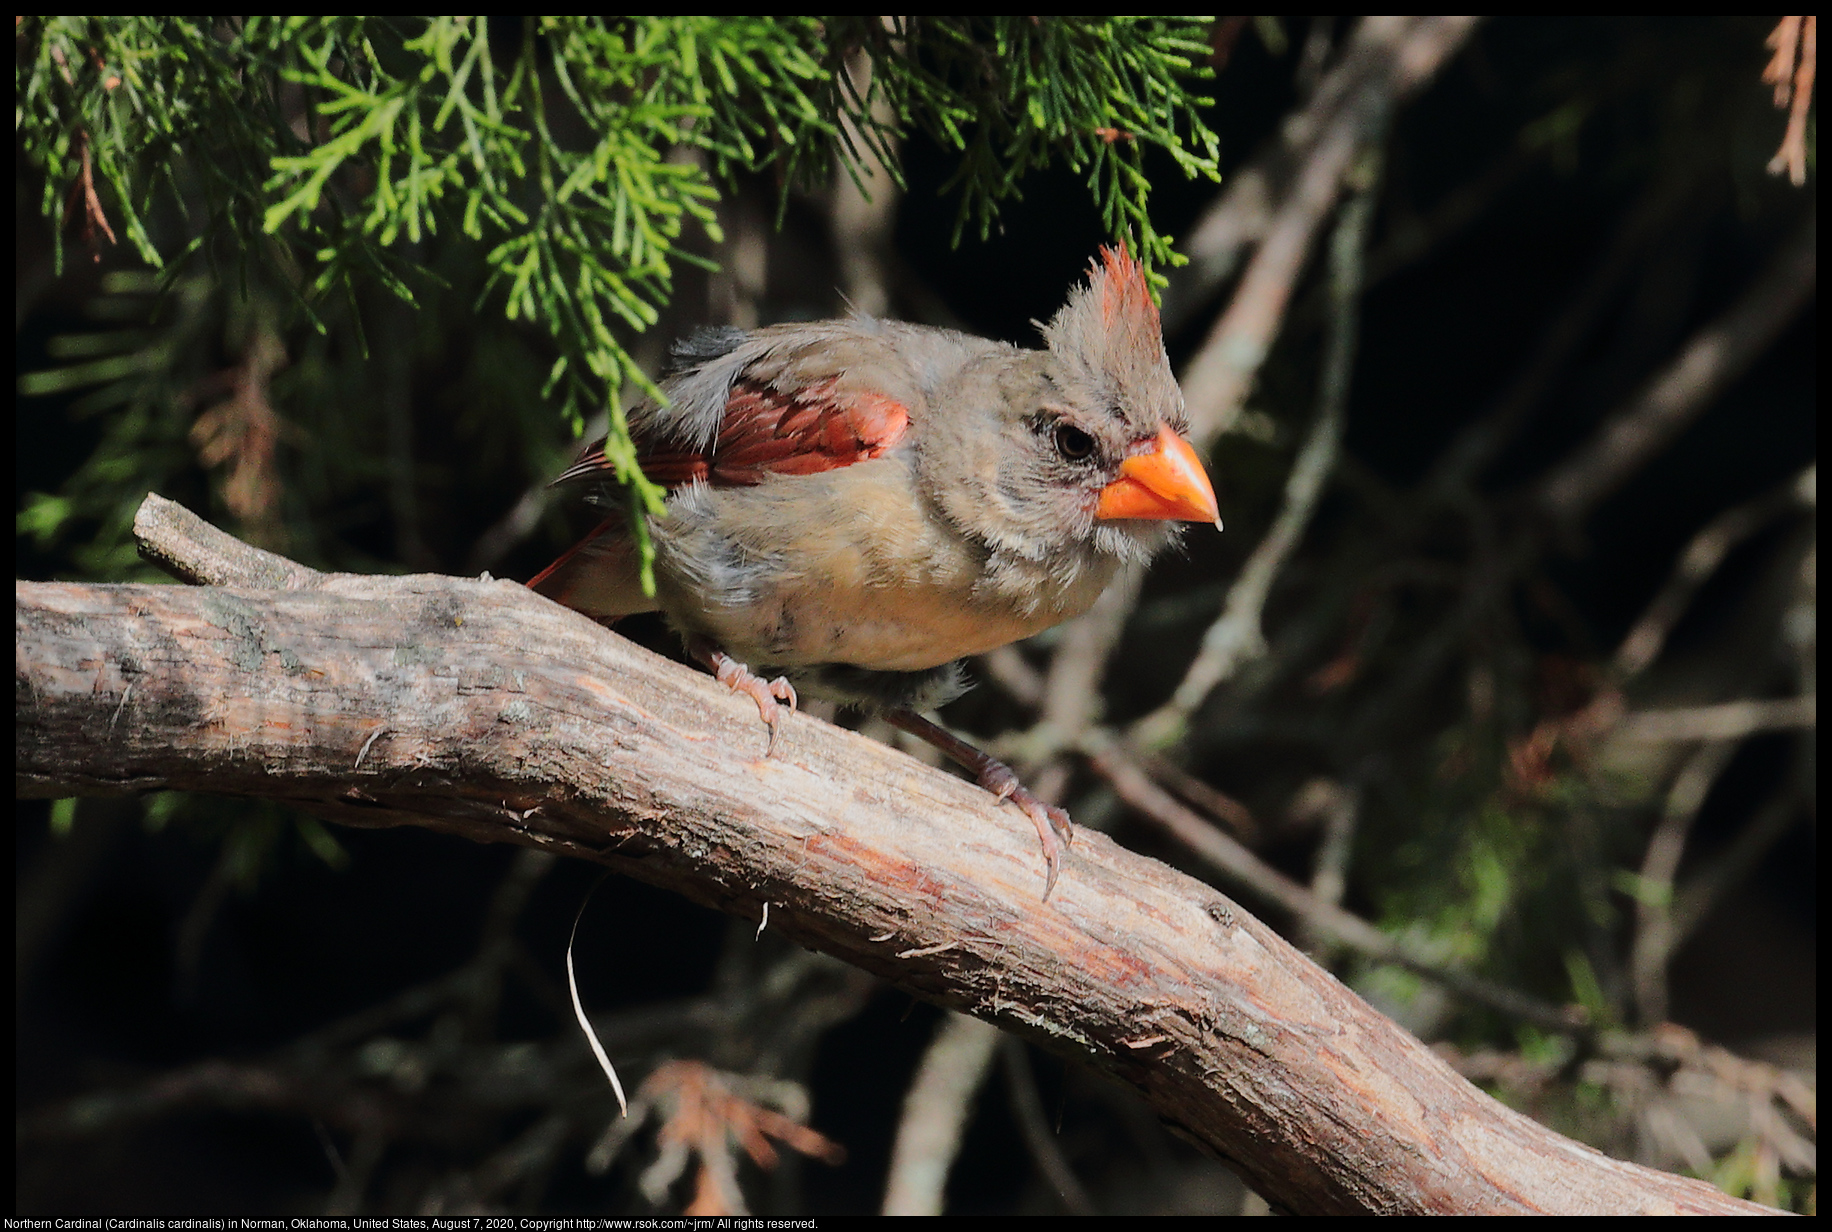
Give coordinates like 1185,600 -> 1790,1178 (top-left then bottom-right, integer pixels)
18,16 -> 1218,579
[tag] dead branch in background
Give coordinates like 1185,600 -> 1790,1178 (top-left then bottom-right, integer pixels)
1173,15 -> 1479,442
1538,218 -> 1816,525
1139,149 -> 1378,746
1763,17 -> 1817,186
880,1012 -> 1002,1216
1612,466 -> 1816,681
1424,159 -> 1713,497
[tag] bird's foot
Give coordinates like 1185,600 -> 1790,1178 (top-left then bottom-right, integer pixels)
884,708 -> 1073,900
977,761 -> 1074,900
688,638 -> 797,756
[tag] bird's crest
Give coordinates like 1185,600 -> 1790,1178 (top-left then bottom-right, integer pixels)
1041,246 -> 1183,434
1096,246 -> 1160,334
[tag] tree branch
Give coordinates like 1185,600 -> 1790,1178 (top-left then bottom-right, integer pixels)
1175,15 -> 1478,442
1538,217 -> 1815,525
1614,696 -> 1816,743
1138,158 -> 1376,746
881,1012 -> 1002,1215
11,494 -> 1773,1215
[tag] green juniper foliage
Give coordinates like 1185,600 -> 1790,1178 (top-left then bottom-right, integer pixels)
18,16 -> 1220,586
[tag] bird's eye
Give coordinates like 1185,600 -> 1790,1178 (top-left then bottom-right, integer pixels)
1053,423 -> 1096,462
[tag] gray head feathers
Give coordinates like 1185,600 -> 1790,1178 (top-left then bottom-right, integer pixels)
1040,247 -> 1186,440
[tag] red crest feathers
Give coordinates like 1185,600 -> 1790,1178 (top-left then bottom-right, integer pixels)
1096,246 -> 1160,335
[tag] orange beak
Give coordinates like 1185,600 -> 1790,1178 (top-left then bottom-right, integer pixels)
1095,426 -> 1222,529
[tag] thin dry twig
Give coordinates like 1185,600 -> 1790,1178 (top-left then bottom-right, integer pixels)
1538,218 -> 1816,525
1138,160 -> 1378,747
68,128 -> 118,257
1613,696 -> 1815,743
466,411 -> 606,576
1038,562 -> 1147,741
1077,728 -> 1586,1033
1668,779 -> 1810,961
1629,739 -> 1740,1026
1763,17 -> 1817,186
1612,466 -> 1816,681
882,1011 -> 1002,1216
1002,1035 -> 1097,1215
1294,775 -> 1364,960
1177,16 -> 1477,442
712,184 -> 769,333
976,644 -> 1046,709
1137,750 -> 1260,843
1426,164 -> 1708,496
831,35 -> 902,321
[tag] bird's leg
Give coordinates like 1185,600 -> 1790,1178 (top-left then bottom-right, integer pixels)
685,636 -> 797,756
883,708 -> 1072,900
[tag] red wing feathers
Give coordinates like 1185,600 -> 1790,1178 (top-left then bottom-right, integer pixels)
556,377 -> 909,490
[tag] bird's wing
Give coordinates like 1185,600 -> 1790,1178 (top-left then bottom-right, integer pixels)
531,321 -> 982,620
633,374 -> 910,486
552,323 -> 920,491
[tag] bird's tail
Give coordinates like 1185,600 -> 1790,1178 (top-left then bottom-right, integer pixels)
527,518 -> 661,620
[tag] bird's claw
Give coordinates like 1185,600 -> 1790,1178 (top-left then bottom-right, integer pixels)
975,761 -> 1074,900
699,641 -> 797,757
758,675 -> 797,755
881,708 -> 1074,900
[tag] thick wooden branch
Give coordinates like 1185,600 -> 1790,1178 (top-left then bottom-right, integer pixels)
12,496 -> 1770,1214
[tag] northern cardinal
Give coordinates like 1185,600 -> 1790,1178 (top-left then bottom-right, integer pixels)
530,248 -> 1219,896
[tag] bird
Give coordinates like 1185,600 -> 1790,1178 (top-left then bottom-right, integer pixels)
529,247 -> 1220,897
